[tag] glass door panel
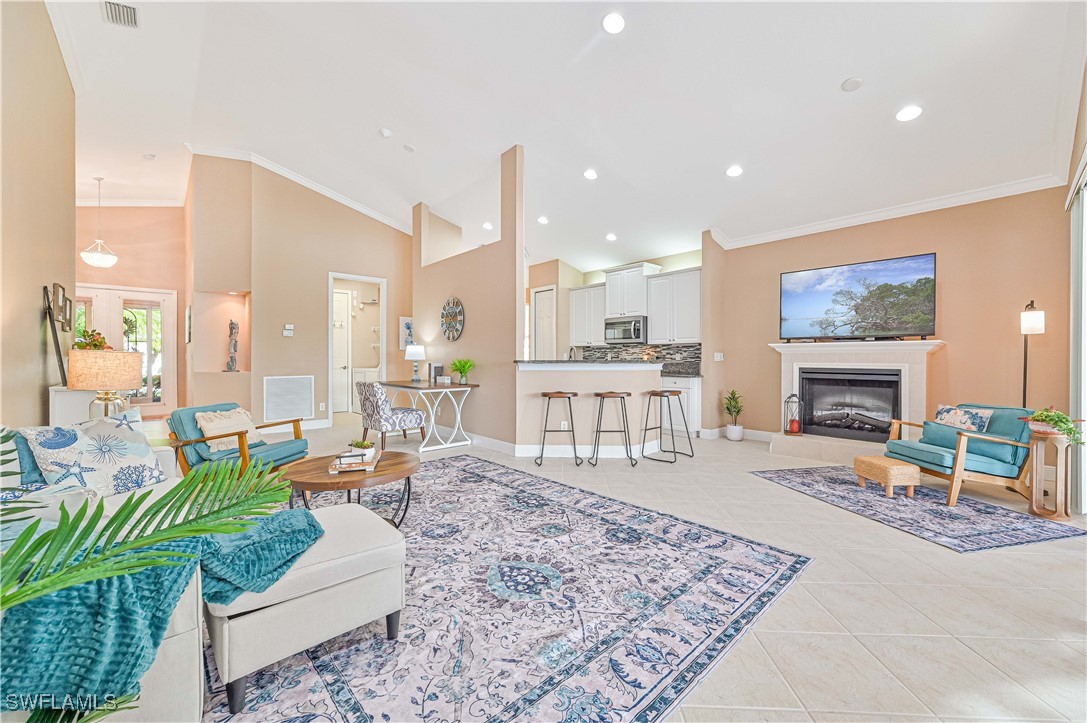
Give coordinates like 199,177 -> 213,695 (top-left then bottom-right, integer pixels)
122,301 -> 164,405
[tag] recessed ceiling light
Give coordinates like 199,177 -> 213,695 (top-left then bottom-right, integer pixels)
537,216 -> 549,225
896,105 -> 923,122
602,12 -> 625,34
142,153 -> 156,160
380,128 -> 393,138
605,233 -> 617,242
583,168 -> 598,180
403,144 -> 416,153
725,165 -> 743,177
840,77 -> 863,92
482,222 -> 494,231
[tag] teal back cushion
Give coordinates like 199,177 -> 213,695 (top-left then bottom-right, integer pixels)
958,403 -> 1031,468
920,421 -> 1016,465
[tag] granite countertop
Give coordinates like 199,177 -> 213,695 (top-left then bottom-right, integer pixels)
661,361 -> 702,378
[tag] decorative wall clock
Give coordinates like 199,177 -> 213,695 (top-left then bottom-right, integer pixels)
441,297 -> 465,341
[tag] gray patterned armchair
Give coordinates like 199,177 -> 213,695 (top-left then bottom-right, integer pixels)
357,382 -> 427,449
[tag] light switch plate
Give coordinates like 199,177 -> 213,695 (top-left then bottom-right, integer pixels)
284,324 -> 294,330
714,352 -> 724,362
282,329 -> 294,337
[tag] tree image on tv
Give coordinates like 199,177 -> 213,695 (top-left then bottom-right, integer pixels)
815,276 -> 934,337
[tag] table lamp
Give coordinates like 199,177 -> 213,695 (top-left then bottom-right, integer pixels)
1020,299 -> 1045,407
405,344 -> 426,383
67,349 -> 144,418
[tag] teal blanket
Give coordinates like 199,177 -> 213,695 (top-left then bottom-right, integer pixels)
202,508 -> 325,605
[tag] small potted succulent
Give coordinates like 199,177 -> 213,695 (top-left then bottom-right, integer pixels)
450,358 -> 475,384
348,439 -> 377,461
723,389 -> 744,442
1021,407 -> 1083,445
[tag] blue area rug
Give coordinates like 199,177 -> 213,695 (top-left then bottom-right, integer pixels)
752,465 -> 1086,553
202,455 -> 808,721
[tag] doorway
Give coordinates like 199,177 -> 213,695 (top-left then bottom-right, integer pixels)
74,284 -> 178,415
531,285 -> 557,360
329,273 -> 387,425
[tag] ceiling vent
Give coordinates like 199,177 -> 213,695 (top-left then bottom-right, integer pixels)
101,1 -> 138,29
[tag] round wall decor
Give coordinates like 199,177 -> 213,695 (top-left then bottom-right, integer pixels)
441,297 -> 465,341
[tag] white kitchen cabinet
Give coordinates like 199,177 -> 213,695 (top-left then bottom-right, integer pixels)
604,263 -> 661,317
647,269 -> 701,344
569,284 -> 607,347
661,375 -> 702,437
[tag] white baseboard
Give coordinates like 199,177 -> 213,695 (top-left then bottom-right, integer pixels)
700,427 -> 773,442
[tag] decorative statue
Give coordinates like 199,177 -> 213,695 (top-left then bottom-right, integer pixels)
226,319 -> 239,372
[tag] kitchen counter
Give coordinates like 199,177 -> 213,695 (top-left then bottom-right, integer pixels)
515,360 -> 664,372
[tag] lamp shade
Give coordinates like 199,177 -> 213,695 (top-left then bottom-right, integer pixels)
67,350 -> 143,391
1020,309 -> 1046,335
404,344 -> 426,361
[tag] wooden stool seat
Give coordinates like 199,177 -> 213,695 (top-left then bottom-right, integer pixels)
648,389 -> 682,397
594,391 -> 631,398
541,391 -> 578,399
854,455 -> 921,498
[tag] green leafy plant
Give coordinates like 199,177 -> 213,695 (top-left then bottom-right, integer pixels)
348,439 -> 375,449
450,359 -> 475,380
73,329 -> 112,350
1023,407 -> 1083,445
722,389 -> 744,426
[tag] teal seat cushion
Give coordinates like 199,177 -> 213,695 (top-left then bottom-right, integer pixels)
168,403 -> 240,467
958,403 -> 1031,468
204,440 -> 268,462
214,438 -> 308,468
886,439 -> 1021,479
919,421 -> 1017,465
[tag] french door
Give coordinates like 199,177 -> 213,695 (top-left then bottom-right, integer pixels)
75,284 -> 178,415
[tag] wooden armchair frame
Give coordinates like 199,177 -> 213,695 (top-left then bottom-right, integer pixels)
169,418 -> 304,475
889,419 -> 1031,507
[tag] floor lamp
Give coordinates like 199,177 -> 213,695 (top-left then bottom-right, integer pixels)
1021,300 -> 1045,407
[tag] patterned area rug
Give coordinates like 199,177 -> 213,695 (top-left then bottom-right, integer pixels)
202,455 -> 808,722
752,465 -> 1086,553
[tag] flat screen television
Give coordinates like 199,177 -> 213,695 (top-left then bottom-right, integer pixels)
780,252 -> 936,340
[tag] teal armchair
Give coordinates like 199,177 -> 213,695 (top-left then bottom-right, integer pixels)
884,403 -> 1033,507
167,402 -> 308,475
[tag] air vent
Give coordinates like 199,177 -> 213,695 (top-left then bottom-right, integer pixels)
101,1 -> 138,29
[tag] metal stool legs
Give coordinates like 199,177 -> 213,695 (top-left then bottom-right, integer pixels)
641,393 -> 695,463
535,396 -> 583,466
588,396 -> 637,467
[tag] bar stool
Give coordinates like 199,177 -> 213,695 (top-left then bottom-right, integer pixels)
535,392 -> 583,466
588,392 -> 637,468
641,390 -> 695,463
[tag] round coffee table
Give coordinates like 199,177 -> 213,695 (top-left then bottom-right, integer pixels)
283,451 -> 419,527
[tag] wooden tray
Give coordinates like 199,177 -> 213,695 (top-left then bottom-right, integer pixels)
329,446 -> 382,474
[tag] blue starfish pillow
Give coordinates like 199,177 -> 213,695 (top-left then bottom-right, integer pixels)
20,409 -> 166,498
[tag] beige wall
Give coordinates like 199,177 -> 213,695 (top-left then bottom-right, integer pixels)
74,206 -> 188,404
1,1 -> 76,426
191,156 -> 251,294
700,187 -> 1071,432
411,145 -> 525,444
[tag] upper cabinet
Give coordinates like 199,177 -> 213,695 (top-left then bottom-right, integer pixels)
604,263 -> 661,317
569,283 -> 607,347
647,268 -> 701,344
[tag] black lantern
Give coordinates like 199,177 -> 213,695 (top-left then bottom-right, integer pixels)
784,394 -> 803,435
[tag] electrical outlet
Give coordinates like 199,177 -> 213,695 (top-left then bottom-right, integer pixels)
319,402 -> 326,411
714,352 -> 724,362
560,421 -> 569,431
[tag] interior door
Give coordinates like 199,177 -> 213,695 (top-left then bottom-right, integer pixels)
533,288 -> 556,359
332,291 -> 351,413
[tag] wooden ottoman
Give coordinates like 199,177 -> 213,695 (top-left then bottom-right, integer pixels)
854,455 -> 920,498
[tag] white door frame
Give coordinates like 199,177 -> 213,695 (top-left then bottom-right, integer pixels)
529,284 -> 557,361
331,289 -> 353,413
75,283 -> 178,415
328,272 -> 387,425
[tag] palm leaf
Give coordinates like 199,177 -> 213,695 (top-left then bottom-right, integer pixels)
25,693 -> 139,723
0,460 -> 289,611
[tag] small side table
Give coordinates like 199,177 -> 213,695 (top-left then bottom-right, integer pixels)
1029,432 -> 1072,521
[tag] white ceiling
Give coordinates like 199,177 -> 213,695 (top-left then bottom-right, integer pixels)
50,2 -> 1085,270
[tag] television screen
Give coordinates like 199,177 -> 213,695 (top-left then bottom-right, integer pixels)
780,253 -> 936,340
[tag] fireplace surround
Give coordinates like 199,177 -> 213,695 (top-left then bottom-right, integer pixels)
799,367 -> 901,443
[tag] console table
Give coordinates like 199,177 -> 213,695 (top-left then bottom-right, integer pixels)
1029,432 -> 1072,521
381,380 -> 478,452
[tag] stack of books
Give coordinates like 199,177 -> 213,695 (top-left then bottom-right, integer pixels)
328,448 -> 381,474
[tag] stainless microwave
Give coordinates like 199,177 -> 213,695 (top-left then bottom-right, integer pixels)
604,316 -> 647,344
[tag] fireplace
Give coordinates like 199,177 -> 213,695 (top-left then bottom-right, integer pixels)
798,367 -> 901,443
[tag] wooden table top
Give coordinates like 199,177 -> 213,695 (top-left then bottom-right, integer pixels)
381,380 -> 479,391
284,451 -> 420,491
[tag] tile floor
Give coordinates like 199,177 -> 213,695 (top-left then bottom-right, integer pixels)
272,415 -> 1087,723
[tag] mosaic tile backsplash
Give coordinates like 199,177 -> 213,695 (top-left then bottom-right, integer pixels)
580,343 -> 701,362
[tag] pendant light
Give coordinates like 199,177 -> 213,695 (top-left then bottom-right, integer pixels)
80,177 -> 118,268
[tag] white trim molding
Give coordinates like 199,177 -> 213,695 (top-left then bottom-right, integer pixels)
75,199 -> 185,207
184,143 -> 411,234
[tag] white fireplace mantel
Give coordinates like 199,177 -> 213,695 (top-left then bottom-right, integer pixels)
769,340 -> 946,355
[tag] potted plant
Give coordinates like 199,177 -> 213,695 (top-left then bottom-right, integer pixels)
723,389 -> 744,441
450,359 -> 475,384
73,328 -> 112,350
1022,407 -> 1083,445
348,439 -> 377,461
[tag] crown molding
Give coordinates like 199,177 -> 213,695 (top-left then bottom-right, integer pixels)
45,2 -> 84,96
708,228 -> 729,249
721,173 -> 1066,250
76,199 -> 184,207
184,143 -> 411,234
